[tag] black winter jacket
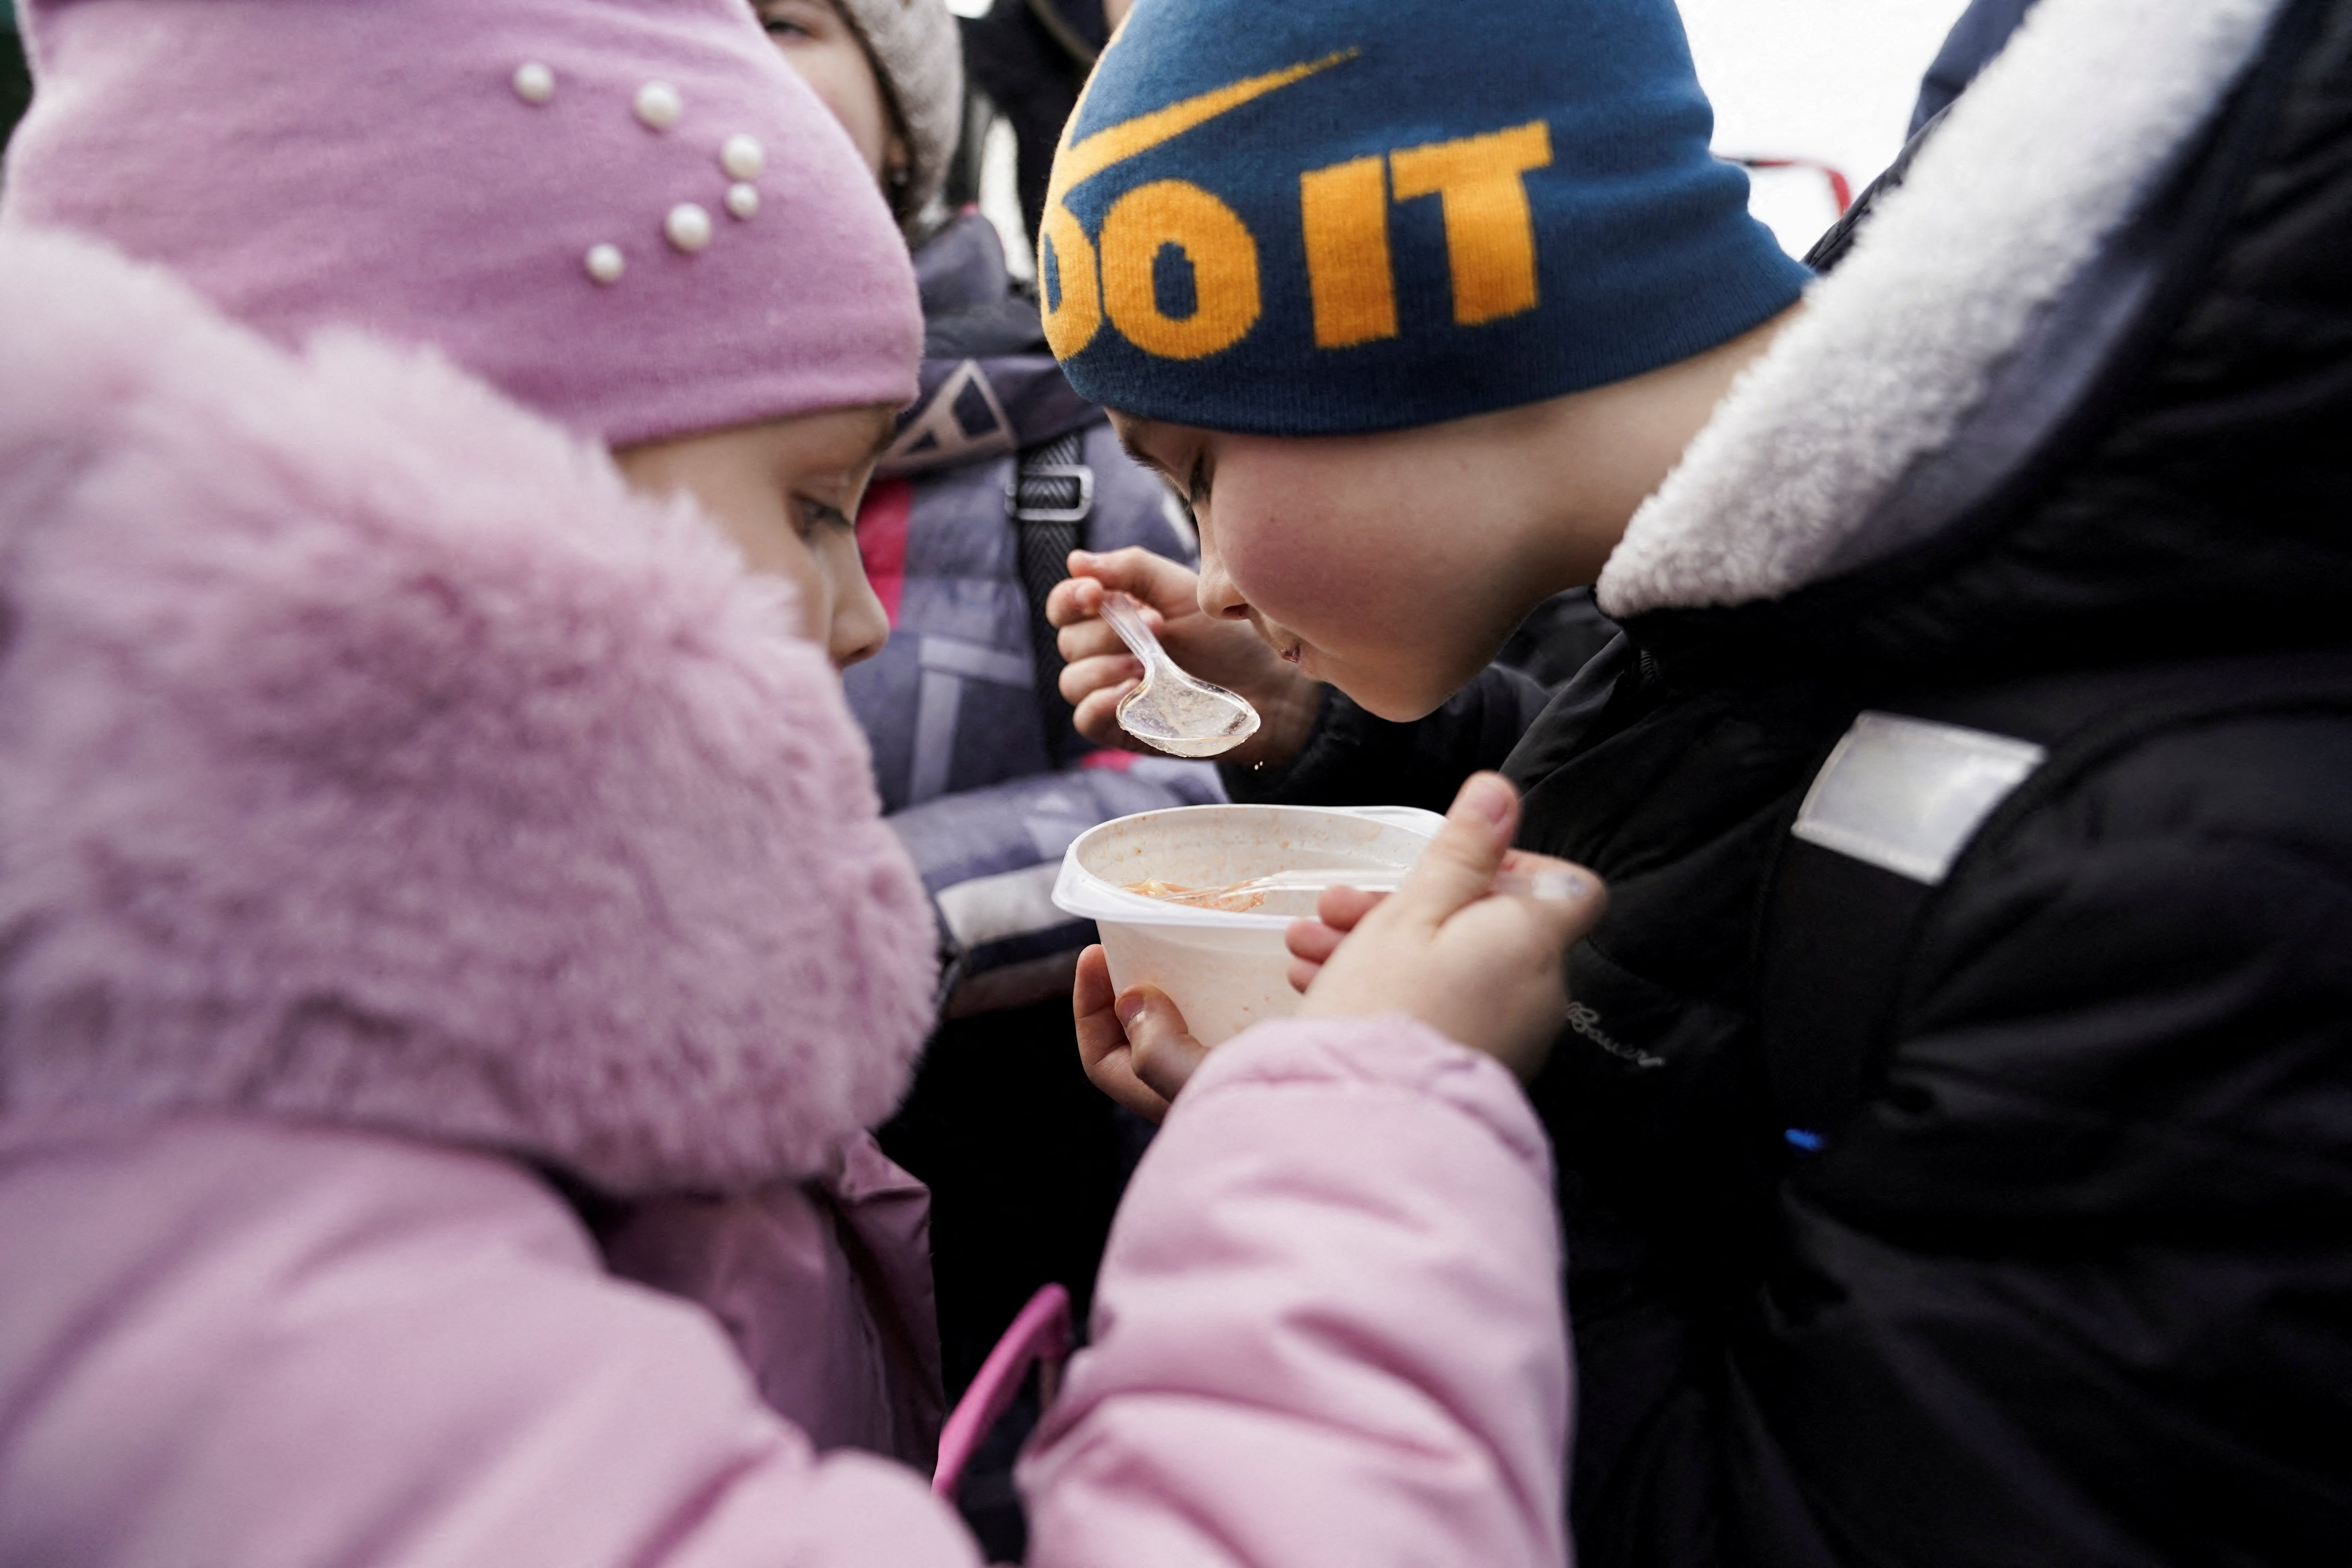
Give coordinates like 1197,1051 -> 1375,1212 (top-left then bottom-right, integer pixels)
1228,1 -> 2352,1562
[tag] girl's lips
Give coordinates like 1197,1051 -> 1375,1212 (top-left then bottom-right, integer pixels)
1279,644 -> 1303,664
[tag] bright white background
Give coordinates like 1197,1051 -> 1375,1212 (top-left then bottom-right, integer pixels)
1676,0 -> 1977,251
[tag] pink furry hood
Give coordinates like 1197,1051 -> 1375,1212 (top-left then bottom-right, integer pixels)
0,227 -> 939,1195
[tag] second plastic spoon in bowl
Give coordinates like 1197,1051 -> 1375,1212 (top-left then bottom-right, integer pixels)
1099,591 -> 1262,759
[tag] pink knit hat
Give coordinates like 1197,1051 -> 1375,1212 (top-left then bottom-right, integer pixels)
1,0 -> 921,447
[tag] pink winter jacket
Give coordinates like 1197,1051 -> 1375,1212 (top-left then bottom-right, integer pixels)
0,227 -> 1573,1566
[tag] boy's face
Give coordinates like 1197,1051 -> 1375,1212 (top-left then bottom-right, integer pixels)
1109,408 -> 1613,721
614,406 -> 896,670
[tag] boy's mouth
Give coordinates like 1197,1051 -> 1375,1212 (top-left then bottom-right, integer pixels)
1246,608 -> 1306,667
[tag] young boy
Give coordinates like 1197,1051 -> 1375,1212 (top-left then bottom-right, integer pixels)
1050,0 -> 2352,1562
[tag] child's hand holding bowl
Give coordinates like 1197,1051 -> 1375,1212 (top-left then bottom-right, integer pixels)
1073,771 -> 1605,1120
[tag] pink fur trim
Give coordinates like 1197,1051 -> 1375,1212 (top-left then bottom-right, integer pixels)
0,227 -> 938,1194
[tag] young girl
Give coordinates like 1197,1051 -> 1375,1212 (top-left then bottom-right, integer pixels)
0,0 -> 1601,1562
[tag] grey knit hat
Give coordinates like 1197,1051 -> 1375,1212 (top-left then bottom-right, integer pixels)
835,0 -> 964,238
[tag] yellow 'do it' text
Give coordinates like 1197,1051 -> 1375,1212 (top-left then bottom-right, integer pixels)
1039,53 -> 1554,362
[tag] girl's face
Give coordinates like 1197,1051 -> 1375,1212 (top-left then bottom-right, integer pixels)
759,0 -> 909,192
613,405 -> 896,670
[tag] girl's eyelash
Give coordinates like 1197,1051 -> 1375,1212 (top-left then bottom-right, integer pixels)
797,497 -> 852,534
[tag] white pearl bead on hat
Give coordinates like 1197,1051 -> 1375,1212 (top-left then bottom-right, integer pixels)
665,203 -> 713,253
634,80 -> 682,131
725,183 -> 760,220
720,134 -> 765,180
584,243 -> 626,284
512,62 -> 555,104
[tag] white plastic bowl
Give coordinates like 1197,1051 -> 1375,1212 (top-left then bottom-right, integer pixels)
1052,803 -> 1444,1047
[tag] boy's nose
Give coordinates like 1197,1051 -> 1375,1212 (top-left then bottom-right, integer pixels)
1197,553 -> 1252,621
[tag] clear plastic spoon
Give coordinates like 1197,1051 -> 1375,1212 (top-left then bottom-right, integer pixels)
1099,591 -> 1261,759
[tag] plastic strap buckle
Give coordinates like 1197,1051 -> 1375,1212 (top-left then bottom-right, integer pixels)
1006,462 -> 1094,526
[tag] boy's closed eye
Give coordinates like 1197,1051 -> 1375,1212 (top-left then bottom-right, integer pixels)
1111,416 -> 1212,526
1184,453 -> 1211,511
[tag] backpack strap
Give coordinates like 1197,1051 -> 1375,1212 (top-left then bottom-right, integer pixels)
1760,650 -> 2352,1148
1006,431 -> 1094,753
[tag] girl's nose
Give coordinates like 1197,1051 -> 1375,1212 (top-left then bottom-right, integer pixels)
828,543 -> 890,669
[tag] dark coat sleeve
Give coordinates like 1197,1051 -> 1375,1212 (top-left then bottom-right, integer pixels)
1737,712 -> 2352,1565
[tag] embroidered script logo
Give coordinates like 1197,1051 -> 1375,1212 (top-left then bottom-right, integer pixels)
1565,1003 -> 1664,1070
1041,47 -> 1554,362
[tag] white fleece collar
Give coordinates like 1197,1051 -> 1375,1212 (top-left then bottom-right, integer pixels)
1595,0 -> 2287,621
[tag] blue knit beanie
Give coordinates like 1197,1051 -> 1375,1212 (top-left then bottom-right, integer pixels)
1042,0 -> 1811,435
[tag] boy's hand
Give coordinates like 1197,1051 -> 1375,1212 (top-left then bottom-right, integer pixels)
1294,774 -> 1605,1081
1073,943 -> 1204,1124
1047,547 -> 1321,770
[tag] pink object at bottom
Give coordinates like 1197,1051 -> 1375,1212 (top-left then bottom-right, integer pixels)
933,1284 -> 1072,1497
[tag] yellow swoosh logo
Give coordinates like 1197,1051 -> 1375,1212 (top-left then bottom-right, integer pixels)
1046,47 -> 1359,209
